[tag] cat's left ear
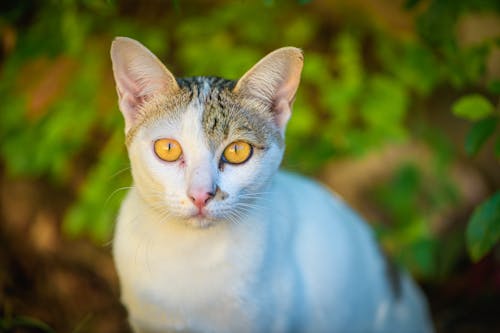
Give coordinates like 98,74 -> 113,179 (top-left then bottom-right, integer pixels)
110,37 -> 179,133
233,47 -> 303,135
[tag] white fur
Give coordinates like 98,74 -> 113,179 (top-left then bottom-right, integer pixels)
113,113 -> 433,332
114,171 -> 433,333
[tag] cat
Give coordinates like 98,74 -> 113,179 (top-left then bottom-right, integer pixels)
111,36 -> 434,333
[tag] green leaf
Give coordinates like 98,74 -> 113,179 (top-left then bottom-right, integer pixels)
487,79 -> 500,94
406,238 -> 437,278
466,191 -> 500,262
452,94 -> 495,121
464,117 -> 498,156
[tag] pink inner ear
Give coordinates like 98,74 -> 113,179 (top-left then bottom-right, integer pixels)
233,48 -> 303,135
273,98 -> 292,131
116,71 -> 145,131
271,74 -> 300,132
119,92 -> 144,130
114,62 -> 172,132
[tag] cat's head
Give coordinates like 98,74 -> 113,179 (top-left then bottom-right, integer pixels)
110,37 -> 303,227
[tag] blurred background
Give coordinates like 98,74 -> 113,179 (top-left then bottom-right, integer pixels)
0,0 -> 499,332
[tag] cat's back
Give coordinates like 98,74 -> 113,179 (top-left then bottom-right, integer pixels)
269,171 -> 385,300
270,170 -> 368,238
270,170 -> 381,280
268,171 -> 433,332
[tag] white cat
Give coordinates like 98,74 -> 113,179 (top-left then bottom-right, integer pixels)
111,37 -> 434,333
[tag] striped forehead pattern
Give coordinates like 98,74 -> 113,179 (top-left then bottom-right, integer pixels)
128,76 -> 282,149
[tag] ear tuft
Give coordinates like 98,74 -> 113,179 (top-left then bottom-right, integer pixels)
233,47 -> 303,134
110,37 -> 179,133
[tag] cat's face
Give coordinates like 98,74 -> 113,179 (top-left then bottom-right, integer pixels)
111,37 -> 303,227
128,80 -> 284,227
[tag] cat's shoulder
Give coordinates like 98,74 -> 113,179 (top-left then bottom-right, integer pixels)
272,170 -> 365,226
274,170 -> 343,202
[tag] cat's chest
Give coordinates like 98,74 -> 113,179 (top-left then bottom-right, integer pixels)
130,241 -> 241,320
113,191 -> 266,329
119,218 -> 257,296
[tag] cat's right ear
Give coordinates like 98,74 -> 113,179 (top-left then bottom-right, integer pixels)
233,47 -> 303,136
110,37 -> 179,133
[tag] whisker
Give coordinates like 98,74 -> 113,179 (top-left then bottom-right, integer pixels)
105,186 -> 135,205
239,191 -> 271,197
236,202 -> 264,212
108,165 -> 131,180
227,210 -> 243,226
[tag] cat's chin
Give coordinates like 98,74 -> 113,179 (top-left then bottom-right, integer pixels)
180,208 -> 233,228
183,216 -> 218,228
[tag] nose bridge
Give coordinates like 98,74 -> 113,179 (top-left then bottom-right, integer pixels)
181,98 -> 218,201
187,157 -> 216,193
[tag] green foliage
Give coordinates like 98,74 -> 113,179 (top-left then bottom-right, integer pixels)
452,92 -> 498,158
452,91 -> 499,260
466,192 -> 500,262
452,94 -> 495,121
415,0 -> 500,88
464,117 -> 498,156
374,162 -> 459,279
0,0 -> 498,275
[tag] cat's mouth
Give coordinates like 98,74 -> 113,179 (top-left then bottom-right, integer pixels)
157,196 -> 254,228
179,206 -> 217,228
193,209 -> 208,219
185,213 -> 216,228
183,206 -> 236,228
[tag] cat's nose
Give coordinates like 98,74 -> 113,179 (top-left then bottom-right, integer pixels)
188,189 -> 215,209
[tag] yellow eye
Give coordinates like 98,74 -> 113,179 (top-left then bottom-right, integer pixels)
223,141 -> 253,165
154,138 -> 182,162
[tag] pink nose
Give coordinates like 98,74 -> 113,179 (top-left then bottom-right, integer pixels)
188,190 -> 214,209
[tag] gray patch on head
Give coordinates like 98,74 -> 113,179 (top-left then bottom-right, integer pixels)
126,76 -> 284,152
177,76 -> 284,152
125,89 -> 192,146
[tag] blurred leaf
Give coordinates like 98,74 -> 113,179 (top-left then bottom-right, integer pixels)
287,98 -> 316,135
452,94 -> 495,121
359,75 -> 408,138
466,191 -> 500,262
404,238 -> 438,278
302,52 -> 330,83
374,164 -> 421,224
487,79 -> 500,94
333,32 -> 363,94
465,116 -> 498,156
0,316 -> 55,333
376,38 -> 439,96
284,16 -> 316,46
61,4 -> 88,54
447,45 -> 489,88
